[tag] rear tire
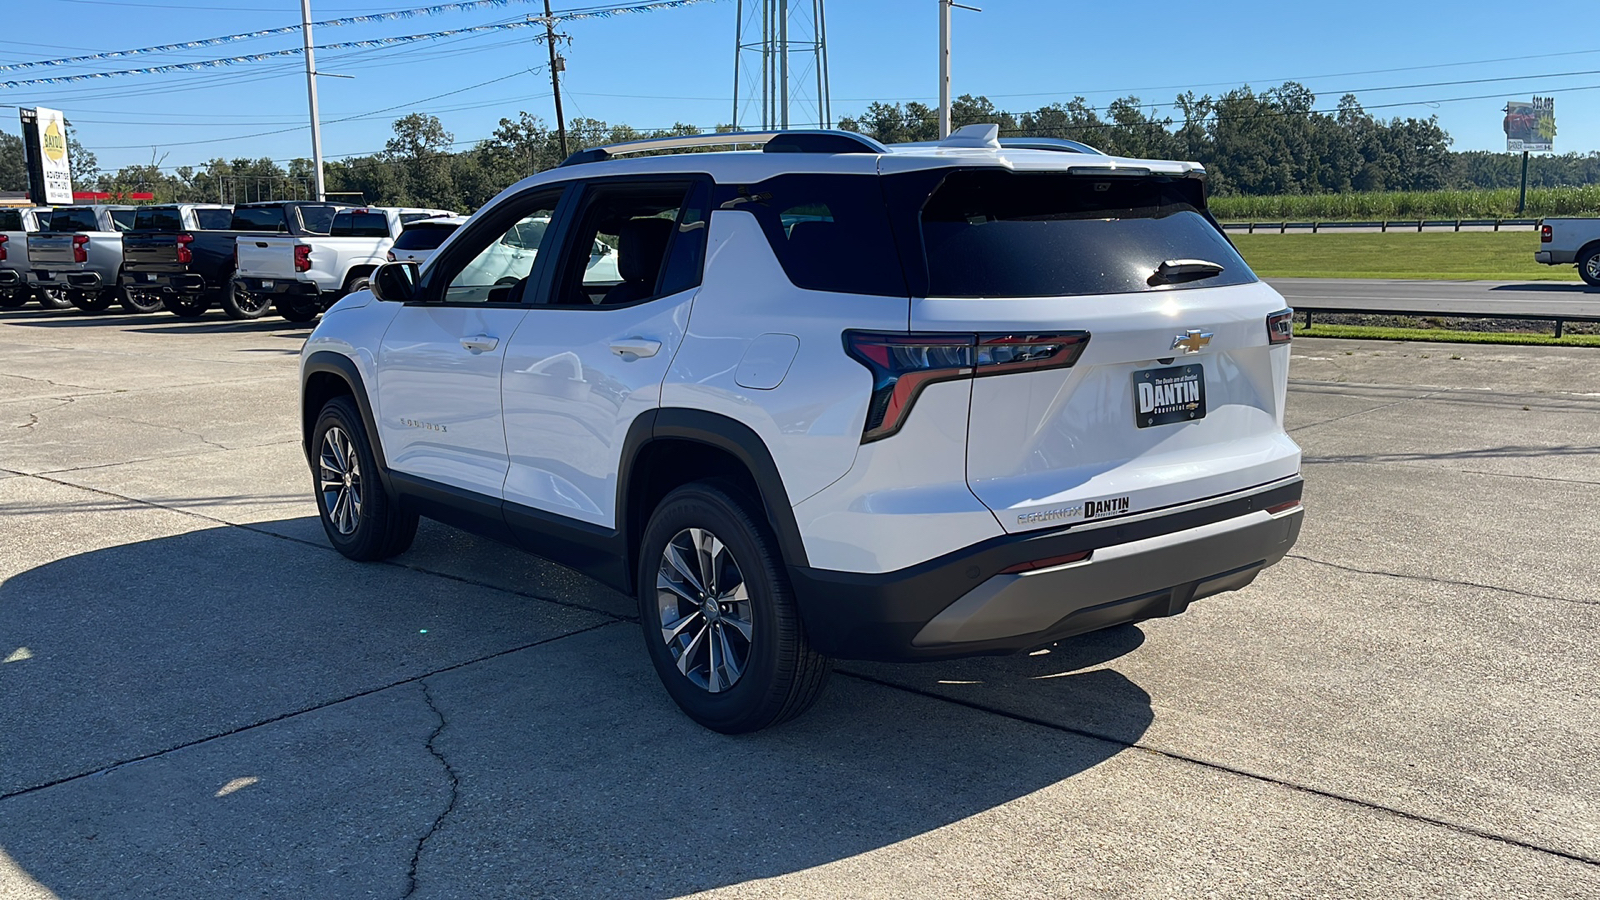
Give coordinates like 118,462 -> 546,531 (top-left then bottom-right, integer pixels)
35,287 -> 72,310
0,288 -> 26,309
221,278 -> 272,320
1580,247 -> 1600,287
311,395 -> 418,561
162,292 -> 209,319
637,481 -> 831,733
275,294 -> 321,323
119,288 -> 165,314
69,288 -> 116,313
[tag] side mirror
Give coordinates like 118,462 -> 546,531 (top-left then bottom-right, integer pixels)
371,261 -> 419,303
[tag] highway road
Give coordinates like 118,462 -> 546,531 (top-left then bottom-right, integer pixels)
1268,277 -> 1600,321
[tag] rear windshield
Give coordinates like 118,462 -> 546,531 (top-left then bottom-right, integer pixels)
48,208 -> 99,232
195,208 -> 232,230
231,206 -> 288,232
715,174 -> 907,297
330,210 -> 390,238
888,169 -> 1254,298
134,207 -> 185,231
393,221 -> 459,251
0,210 -> 22,231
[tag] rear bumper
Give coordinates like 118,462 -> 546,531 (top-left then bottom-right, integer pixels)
65,271 -> 104,289
0,269 -> 18,287
236,277 -> 320,296
1535,250 -> 1574,265
124,271 -> 206,293
789,477 -> 1303,661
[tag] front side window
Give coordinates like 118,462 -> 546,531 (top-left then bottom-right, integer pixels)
442,192 -> 562,304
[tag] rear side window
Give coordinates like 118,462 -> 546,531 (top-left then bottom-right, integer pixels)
0,210 -> 22,231
134,207 -> 185,231
393,222 -> 459,251
718,174 -> 906,297
195,208 -> 232,230
330,211 -> 390,238
888,169 -> 1254,298
231,207 -> 288,232
48,208 -> 99,232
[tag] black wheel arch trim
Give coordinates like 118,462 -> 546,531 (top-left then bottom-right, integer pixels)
301,351 -> 395,499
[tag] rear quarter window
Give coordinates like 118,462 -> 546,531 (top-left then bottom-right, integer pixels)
716,174 -> 907,297
888,169 -> 1254,298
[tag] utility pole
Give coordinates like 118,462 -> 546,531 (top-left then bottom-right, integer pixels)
543,0 -> 568,158
938,0 -> 981,139
300,0 -> 326,201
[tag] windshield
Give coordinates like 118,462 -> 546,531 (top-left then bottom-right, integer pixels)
887,169 -> 1255,298
47,208 -> 99,232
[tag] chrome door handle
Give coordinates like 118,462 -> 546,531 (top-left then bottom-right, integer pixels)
460,334 -> 499,353
609,338 -> 662,359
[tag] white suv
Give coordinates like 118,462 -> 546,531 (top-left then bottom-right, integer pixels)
299,125 -> 1304,732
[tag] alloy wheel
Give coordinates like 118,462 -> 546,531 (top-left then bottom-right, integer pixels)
656,527 -> 754,693
318,426 -> 363,535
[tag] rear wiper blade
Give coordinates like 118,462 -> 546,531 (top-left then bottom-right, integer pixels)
1150,258 -> 1224,286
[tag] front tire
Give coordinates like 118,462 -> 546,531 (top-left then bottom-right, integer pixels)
1580,247 -> 1600,287
311,395 -> 418,560
221,278 -> 272,320
637,481 -> 830,733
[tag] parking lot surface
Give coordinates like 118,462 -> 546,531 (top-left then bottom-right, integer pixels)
2,308 -> 1598,898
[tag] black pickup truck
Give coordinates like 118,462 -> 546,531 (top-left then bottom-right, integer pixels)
124,201 -> 340,319
120,205 -> 233,314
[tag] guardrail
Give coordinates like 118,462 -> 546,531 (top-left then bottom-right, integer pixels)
1222,219 -> 1540,233
1291,291 -> 1600,338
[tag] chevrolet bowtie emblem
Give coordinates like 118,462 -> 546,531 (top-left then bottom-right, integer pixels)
1172,329 -> 1213,354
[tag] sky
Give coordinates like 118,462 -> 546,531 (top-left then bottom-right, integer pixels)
2,0 -> 1598,177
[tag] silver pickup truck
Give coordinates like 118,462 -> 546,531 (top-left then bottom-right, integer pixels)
1535,219 -> 1600,286
27,205 -> 137,312
1,206 -> 56,308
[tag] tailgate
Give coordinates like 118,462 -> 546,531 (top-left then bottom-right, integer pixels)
27,234 -> 79,268
235,237 -> 298,279
123,233 -> 183,273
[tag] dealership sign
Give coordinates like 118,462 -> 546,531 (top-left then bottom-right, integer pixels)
18,107 -> 74,204
1504,97 -> 1555,153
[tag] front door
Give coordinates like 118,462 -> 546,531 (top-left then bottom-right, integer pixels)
500,178 -> 709,528
375,187 -> 568,499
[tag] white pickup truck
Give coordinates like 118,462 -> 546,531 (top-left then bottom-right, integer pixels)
0,206 -> 54,308
233,206 -> 451,322
1535,219 -> 1600,286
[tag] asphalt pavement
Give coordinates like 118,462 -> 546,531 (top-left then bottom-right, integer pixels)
2,301 -> 1598,898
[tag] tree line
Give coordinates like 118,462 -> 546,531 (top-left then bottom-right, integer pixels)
3,81 -> 1598,210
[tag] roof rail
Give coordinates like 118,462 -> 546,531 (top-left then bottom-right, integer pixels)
997,137 -> 1106,156
558,129 -> 887,167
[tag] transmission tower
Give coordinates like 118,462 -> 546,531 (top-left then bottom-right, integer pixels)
732,1 -> 830,131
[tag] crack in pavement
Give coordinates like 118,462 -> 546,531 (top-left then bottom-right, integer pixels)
836,670 -> 1600,870
1284,552 -> 1599,608
8,397 -> 75,432
403,681 -> 461,900
96,414 -> 235,452
1303,456 -> 1600,487
1288,389 -> 1444,434
0,620 -> 621,804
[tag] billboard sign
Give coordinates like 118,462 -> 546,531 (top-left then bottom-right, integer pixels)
1504,96 -> 1555,153
19,107 -> 74,204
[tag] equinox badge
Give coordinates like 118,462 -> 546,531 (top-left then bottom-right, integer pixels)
1171,329 -> 1213,354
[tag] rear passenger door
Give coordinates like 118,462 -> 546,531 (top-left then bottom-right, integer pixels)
499,177 -> 710,530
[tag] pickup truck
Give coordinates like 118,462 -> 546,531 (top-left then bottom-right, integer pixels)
156,201 -> 344,319
0,206 -> 56,309
234,206 -> 451,322
119,204 -> 233,314
27,206 -> 137,313
1536,219 -> 1600,286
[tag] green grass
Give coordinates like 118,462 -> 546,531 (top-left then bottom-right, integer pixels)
1298,324 -> 1600,346
1210,185 -> 1600,221
1231,231 -> 1580,281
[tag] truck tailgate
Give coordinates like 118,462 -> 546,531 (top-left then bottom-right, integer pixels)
235,237 -> 298,280
123,232 -> 185,273
27,234 -> 80,269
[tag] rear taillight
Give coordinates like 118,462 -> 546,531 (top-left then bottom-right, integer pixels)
0,234 -> 7,262
72,234 -> 89,263
1267,308 -> 1294,345
1541,224 -> 1553,243
844,330 -> 1090,442
385,250 -> 396,262
999,550 -> 1092,575
293,244 -> 311,273
1266,500 -> 1302,515
176,233 -> 193,265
